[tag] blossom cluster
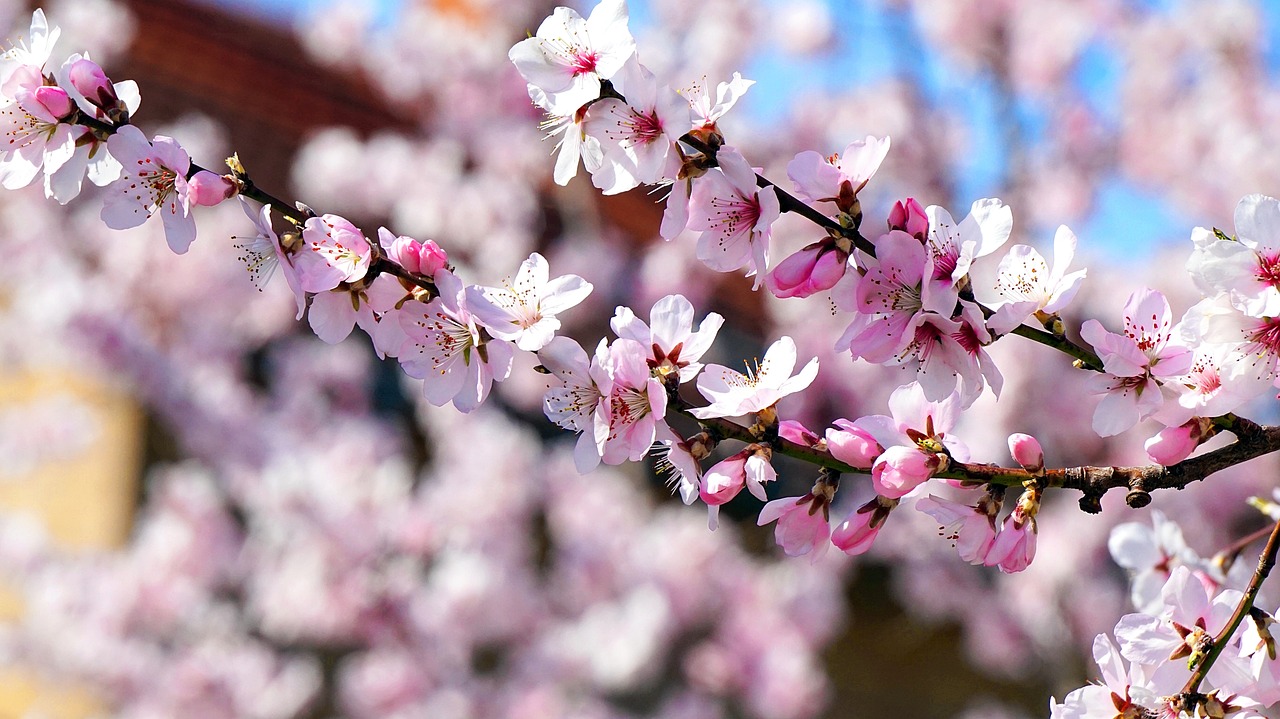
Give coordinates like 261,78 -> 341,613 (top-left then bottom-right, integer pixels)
1053,511 -> 1280,718
8,1 -> 1280,716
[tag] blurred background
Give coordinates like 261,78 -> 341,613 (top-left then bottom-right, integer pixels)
1,0 -> 1279,717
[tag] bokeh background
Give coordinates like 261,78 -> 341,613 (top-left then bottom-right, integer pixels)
2,0 -> 1279,717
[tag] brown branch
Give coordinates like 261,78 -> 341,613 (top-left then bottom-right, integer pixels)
674,395 -> 1280,510
1178,518 -> 1280,706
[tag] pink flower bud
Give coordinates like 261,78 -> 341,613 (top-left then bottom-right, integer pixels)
1008,433 -> 1044,473
33,86 -> 72,119
1145,419 -> 1208,465
872,445 -> 941,498
825,419 -> 882,469
67,58 -> 118,109
887,197 -> 928,239
378,227 -> 449,277
187,171 -> 238,207
831,496 -> 895,555
778,419 -> 821,447
765,241 -> 847,299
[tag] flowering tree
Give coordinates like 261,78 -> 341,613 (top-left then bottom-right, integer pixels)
7,0 -> 1280,717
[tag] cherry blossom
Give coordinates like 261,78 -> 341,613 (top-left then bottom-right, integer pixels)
465,251 -> 593,352
399,269 -> 515,413
786,135 -> 890,214
690,336 -> 818,419
231,200 -> 304,318
687,146 -> 779,288
100,125 -> 197,253
0,64 -> 82,193
757,482 -> 835,563
985,224 -> 1087,335
923,198 -> 1012,298
293,213 -> 371,293
1080,287 -> 1193,437
700,444 -> 774,529
610,293 -> 724,383
1186,195 -> 1280,318
538,336 -> 604,473
507,0 -> 635,114
591,337 -> 668,466
853,383 -> 968,498
377,226 -> 447,278
584,60 -> 686,194
915,493 -> 998,565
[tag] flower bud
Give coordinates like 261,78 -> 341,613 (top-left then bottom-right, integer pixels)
887,197 -> 928,239
1144,418 -> 1210,465
187,171 -> 238,207
1007,433 -> 1044,474
765,241 -> 847,299
67,57 -> 119,110
379,227 -> 448,277
33,86 -> 73,120
825,419 -> 882,469
778,419 -> 821,447
831,495 -> 896,555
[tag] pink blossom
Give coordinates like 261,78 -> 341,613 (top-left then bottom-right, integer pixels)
834,230 -> 955,365
786,135 -> 890,214
778,419 -> 821,448
1113,566 -> 1248,687
983,507 -> 1036,573
232,200 -> 305,319
507,0 -> 635,114
855,384 -> 968,499
1186,194 -> 1280,318
916,493 -> 999,565
465,251 -> 593,352
690,336 -> 819,419
830,496 -> 896,556
308,274 -> 406,355
591,337 -> 668,466
757,484 -> 835,563
538,336 -> 605,473
1080,287 -> 1193,436
687,146 -> 780,288
101,125 -> 197,254
293,213 -> 372,293
46,54 -> 136,203
985,224 -> 1087,334
584,60 -> 686,194
610,294 -> 724,383
923,198 -> 1012,297
679,72 -> 753,137
0,65 -> 83,193
398,270 -> 514,413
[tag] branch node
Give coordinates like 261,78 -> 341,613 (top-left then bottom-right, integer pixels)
1077,490 -> 1103,514
1125,474 -> 1152,509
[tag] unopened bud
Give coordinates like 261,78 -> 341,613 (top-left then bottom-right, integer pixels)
66,57 -> 119,110
1145,418 -> 1212,465
33,86 -> 73,120
187,170 -> 238,207
1008,433 -> 1044,474
887,197 -> 928,239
